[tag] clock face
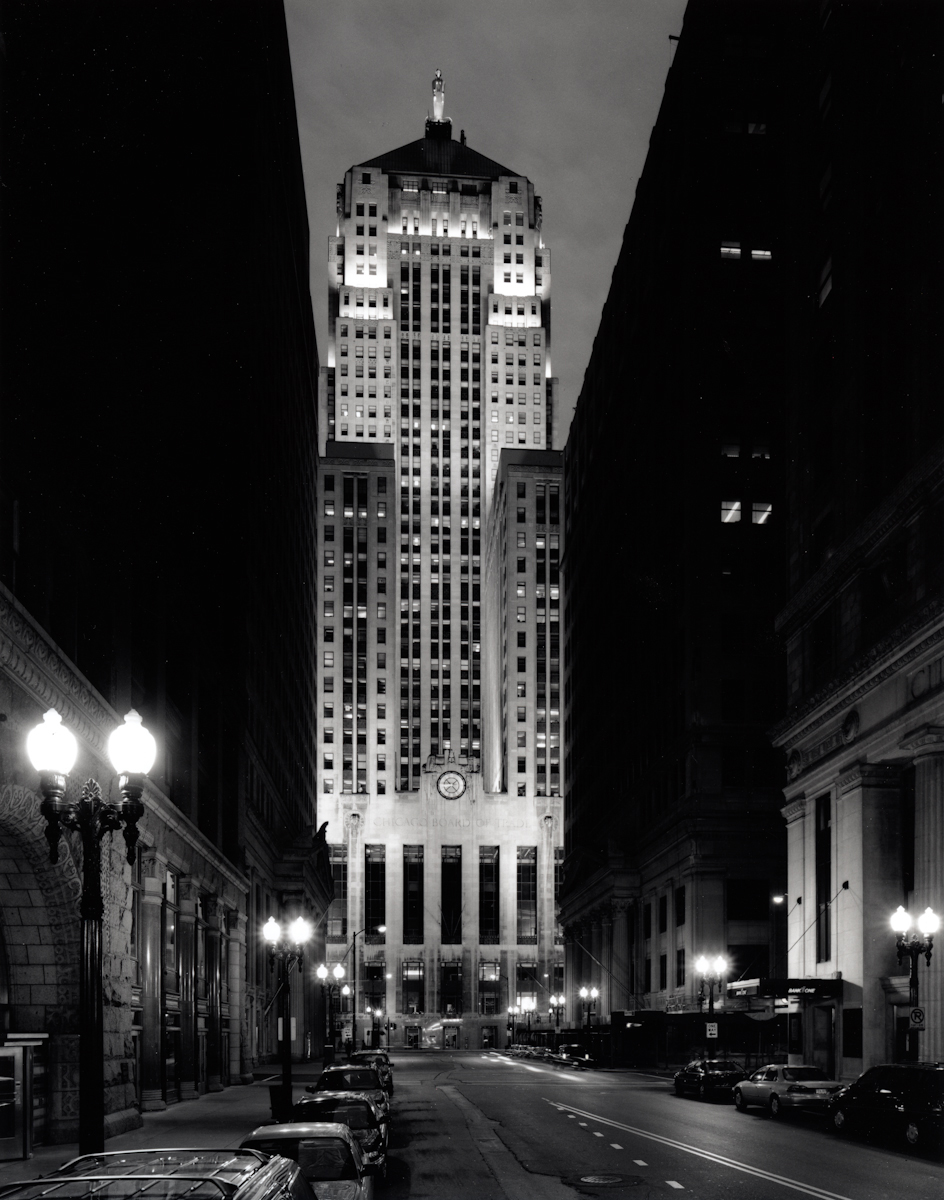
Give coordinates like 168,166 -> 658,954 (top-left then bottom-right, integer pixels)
437,770 -> 467,799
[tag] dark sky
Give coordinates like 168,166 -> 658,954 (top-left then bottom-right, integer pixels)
284,0 -> 689,443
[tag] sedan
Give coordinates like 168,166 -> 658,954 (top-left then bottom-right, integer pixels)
674,1058 -> 746,1099
242,1122 -> 377,1199
349,1051 -> 394,1095
307,1065 -> 390,1122
292,1092 -> 389,1182
733,1064 -> 843,1117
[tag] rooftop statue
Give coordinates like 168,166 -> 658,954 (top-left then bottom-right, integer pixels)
432,68 -> 444,122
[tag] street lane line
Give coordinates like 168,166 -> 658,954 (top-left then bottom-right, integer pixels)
593,1132 -> 604,1137
543,1099 -> 857,1200
633,1160 -> 647,1166
609,1144 -> 622,1150
667,1183 -> 683,1190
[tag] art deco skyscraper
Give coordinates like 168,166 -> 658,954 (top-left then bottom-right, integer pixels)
315,77 -> 563,1050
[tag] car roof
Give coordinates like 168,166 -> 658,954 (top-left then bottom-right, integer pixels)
242,1123 -> 364,1169
0,1149 -> 302,1200
293,1092 -> 383,1117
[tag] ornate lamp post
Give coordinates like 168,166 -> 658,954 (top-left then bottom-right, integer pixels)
548,994 -> 565,1031
507,1004 -> 520,1046
264,915 -> 312,1120
578,986 -> 598,1037
27,707 -> 156,1154
316,962 -> 345,1060
891,906 -> 939,1010
695,954 -> 728,1018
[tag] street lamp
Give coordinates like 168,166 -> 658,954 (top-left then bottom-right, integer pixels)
578,986 -> 598,1037
521,996 -> 535,1043
316,962 -> 346,1059
548,994 -> 566,1030
507,1004 -> 520,1046
891,905 -> 939,1011
350,924 -> 385,1053
695,954 -> 728,1017
264,914 -> 313,1120
27,707 -> 155,1154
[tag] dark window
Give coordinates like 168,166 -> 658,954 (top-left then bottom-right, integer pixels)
479,847 -> 500,942
675,886 -> 686,926
843,1008 -> 863,1058
403,845 -> 424,943
659,954 -> 667,991
441,846 -> 462,944
365,844 -> 386,936
900,766 -> 915,895
441,961 -> 462,1015
658,895 -> 668,934
327,845 -> 348,941
676,948 -> 685,987
643,903 -> 652,939
516,847 -> 537,943
815,793 -> 831,961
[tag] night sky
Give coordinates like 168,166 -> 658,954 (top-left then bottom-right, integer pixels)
284,0 -> 689,442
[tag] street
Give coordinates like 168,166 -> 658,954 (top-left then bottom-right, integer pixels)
382,1051 -> 944,1199
3,1052 -> 943,1199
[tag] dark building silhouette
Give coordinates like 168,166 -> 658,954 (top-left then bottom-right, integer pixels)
771,0 -> 944,1074
560,0 -> 799,1061
0,1 -> 329,1140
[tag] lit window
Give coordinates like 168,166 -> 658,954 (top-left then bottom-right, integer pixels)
751,249 -> 772,261
752,445 -> 770,460
720,241 -> 741,259
752,502 -> 772,525
721,500 -> 742,524
721,443 -> 739,458
517,606 -> 526,623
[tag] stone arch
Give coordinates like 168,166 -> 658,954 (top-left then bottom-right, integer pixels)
0,783 -> 81,1034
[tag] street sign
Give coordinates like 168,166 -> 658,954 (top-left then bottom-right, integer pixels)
706,1022 -> 718,1039
910,1008 -> 926,1031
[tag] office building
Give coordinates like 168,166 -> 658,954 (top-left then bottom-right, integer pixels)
315,78 -> 563,1049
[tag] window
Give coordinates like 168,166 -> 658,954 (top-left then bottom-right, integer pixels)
720,241 -> 741,259
327,846 -> 347,941
658,895 -> 667,934
441,961 -> 462,1016
815,794 -> 831,962
479,846 -> 499,943
721,500 -> 741,524
478,960 -> 500,1014
676,948 -> 685,987
403,846 -> 424,944
675,886 -> 686,926
752,502 -> 772,525
441,846 -> 462,944
403,960 -> 425,1014
365,845 -> 386,937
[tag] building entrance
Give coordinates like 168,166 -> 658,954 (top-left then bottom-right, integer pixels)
406,1026 -> 420,1049
443,1027 -> 458,1050
481,1026 -> 497,1051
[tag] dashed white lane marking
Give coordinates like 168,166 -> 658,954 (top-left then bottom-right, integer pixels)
667,1183 -> 683,1190
544,1098 -> 856,1200
593,1132 -> 604,1138
567,1114 -> 576,1119
609,1143 -> 622,1150
578,1121 -> 588,1126
633,1160 -> 646,1166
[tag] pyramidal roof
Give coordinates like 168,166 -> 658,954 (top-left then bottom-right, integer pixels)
360,124 -> 515,181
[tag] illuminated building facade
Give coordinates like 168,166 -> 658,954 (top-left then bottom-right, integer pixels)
315,80 -> 563,1048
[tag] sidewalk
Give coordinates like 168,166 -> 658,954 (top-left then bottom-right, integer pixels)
0,1062 -> 328,1188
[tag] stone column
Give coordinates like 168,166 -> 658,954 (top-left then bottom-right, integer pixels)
599,907 -> 613,1021
177,881 -> 198,1101
837,762 -> 903,1071
205,896 -> 223,1091
230,911 -> 252,1084
610,900 -> 631,1013
140,856 -> 166,1111
901,727 -> 944,1062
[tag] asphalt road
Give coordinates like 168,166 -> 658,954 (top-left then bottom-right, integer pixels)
384,1050 -> 944,1199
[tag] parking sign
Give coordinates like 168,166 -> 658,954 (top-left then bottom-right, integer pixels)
910,1008 -> 926,1031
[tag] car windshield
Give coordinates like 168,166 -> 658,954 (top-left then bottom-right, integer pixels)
318,1070 -> 379,1090
292,1101 -> 374,1130
783,1067 -> 830,1082
247,1139 -> 356,1183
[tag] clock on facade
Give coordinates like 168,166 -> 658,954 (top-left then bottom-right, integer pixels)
437,770 -> 467,799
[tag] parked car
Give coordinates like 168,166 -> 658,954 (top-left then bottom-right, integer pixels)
291,1093 -> 389,1181
307,1064 -> 391,1121
674,1058 -> 746,1099
828,1062 -> 944,1150
551,1045 -> 597,1070
0,1148 -> 317,1200
733,1064 -> 843,1116
349,1051 -> 394,1094
242,1122 -> 377,1199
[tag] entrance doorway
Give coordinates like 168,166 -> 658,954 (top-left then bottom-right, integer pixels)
812,1005 -> 835,1078
406,1026 -> 420,1049
443,1027 -> 458,1050
481,1026 -> 497,1051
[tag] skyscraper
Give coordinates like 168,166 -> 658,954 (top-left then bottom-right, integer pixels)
316,76 -> 563,1050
